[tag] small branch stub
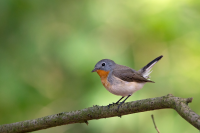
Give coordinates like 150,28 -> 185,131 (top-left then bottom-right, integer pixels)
151,114 -> 160,133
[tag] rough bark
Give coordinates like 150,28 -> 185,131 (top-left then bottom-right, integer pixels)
0,94 -> 199,133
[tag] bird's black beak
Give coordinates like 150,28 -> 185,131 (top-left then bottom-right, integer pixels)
92,68 -> 98,72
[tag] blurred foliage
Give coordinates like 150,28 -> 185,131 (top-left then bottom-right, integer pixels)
0,0 -> 200,133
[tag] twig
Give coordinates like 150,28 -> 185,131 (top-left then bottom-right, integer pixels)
151,114 -> 160,133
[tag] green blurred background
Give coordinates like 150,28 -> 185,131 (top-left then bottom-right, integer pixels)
0,0 -> 200,133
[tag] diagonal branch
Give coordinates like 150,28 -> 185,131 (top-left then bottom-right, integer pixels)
0,94 -> 199,133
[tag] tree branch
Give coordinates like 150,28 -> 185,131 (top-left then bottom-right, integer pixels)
0,94 -> 199,133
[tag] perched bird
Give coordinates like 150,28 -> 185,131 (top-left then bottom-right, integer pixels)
92,55 -> 163,108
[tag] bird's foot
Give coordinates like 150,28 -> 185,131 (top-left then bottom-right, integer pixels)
117,102 -> 125,110
107,102 -> 119,108
107,103 -> 112,108
115,102 -> 119,105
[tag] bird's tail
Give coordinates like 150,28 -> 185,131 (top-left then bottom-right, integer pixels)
138,55 -> 163,79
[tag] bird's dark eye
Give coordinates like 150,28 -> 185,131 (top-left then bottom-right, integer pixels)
102,63 -> 105,66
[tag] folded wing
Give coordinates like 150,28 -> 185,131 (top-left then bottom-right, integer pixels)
112,69 -> 154,83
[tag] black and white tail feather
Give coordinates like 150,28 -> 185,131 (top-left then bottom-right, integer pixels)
138,55 -> 163,79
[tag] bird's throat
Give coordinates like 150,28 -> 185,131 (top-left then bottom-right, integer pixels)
96,70 -> 109,79
96,70 -> 110,89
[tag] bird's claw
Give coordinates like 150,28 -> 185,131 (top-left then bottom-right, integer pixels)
107,103 -> 115,108
107,102 -> 119,108
117,102 -> 124,111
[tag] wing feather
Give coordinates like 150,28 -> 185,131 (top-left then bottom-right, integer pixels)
112,69 -> 154,83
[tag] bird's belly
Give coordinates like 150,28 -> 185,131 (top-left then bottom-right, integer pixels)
100,75 -> 145,97
109,82 -> 145,96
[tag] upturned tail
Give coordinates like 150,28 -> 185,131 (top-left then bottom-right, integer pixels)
138,55 -> 163,79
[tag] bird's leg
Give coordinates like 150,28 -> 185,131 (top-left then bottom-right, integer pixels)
115,96 -> 125,104
108,96 -> 124,108
118,94 -> 131,110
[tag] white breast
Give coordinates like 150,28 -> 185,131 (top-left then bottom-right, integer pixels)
105,76 -> 146,97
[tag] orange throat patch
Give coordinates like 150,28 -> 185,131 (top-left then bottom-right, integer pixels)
96,70 -> 109,78
96,70 -> 110,88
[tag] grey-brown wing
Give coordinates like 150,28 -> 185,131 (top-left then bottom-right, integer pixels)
112,69 -> 154,83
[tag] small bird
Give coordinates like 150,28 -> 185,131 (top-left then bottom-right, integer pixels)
92,55 -> 163,108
